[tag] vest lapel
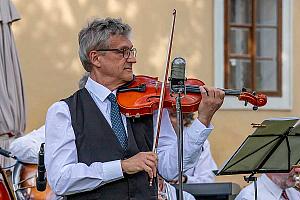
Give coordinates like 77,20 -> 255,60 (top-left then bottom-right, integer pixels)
82,88 -> 124,151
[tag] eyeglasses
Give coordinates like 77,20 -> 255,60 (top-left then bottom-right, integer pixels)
96,48 -> 137,59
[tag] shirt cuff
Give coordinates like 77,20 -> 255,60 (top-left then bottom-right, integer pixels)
186,119 -> 213,145
102,160 -> 124,182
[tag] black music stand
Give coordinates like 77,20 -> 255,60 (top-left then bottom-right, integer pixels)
217,117 -> 300,199
218,117 -> 300,176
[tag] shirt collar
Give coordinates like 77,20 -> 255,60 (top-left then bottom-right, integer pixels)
85,77 -> 117,101
261,174 -> 283,199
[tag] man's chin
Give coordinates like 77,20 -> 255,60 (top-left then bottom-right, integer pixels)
124,73 -> 134,82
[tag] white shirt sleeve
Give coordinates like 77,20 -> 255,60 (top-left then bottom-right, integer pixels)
156,109 -> 213,180
9,126 -> 46,164
165,182 -> 196,200
185,140 -> 218,183
45,101 -> 124,196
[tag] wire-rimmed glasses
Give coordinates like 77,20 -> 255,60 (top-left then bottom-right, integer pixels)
96,48 -> 137,59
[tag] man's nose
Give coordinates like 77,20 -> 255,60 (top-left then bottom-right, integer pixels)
126,55 -> 137,63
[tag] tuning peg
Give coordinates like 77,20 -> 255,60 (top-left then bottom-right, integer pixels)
242,87 -> 247,92
253,106 -> 258,111
252,91 -> 256,96
244,101 -> 248,106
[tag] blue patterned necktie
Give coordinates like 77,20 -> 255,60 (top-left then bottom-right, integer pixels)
107,93 -> 128,150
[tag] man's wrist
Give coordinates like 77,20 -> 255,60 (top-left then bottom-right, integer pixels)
197,116 -> 210,127
121,160 -> 126,173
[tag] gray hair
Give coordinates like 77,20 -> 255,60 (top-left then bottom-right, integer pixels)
78,18 -> 132,72
78,72 -> 90,89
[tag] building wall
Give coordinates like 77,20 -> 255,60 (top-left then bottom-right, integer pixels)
12,0 -> 300,187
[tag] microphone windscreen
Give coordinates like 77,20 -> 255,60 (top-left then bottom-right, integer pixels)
171,57 -> 186,80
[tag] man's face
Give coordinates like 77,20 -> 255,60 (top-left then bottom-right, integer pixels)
94,35 -> 136,89
267,173 -> 295,189
168,109 -> 194,135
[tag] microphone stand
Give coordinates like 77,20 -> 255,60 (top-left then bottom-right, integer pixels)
169,56 -> 186,200
175,87 -> 185,200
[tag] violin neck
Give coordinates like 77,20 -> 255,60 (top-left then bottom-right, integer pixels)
183,85 -> 241,96
221,89 -> 242,96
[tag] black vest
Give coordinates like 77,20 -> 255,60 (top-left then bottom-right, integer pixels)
62,88 -> 157,200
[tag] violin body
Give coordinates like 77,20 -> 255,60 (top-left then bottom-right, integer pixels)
117,75 -> 205,117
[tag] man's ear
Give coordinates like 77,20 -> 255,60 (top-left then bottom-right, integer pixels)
89,50 -> 101,67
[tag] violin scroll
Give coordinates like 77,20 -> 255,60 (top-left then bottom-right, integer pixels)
238,90 -> 267,110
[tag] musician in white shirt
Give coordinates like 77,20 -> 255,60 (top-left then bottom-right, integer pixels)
164,110 -> 217,184
236,172 -> 300,200
13,17 -> 225,199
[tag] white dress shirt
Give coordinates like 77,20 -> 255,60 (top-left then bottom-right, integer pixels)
164,181 -> 196,200
10,126 -> 45,164
185,140 -> 217,183
235,174 -> 300,200
157,115 -> 216,181
156,109 -> 213,180
45,77 -> 213,196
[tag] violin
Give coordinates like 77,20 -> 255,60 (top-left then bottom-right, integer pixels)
117,75 -> 268,118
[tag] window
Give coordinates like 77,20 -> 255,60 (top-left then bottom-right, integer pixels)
225,0 -> 282,96
214,0 -> 292,110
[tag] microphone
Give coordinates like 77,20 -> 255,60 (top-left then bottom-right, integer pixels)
169,57 -> 186,93
36,143 -> 47,191
0,147 -> 17,159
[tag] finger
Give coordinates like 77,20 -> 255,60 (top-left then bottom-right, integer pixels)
217,89 -> 225,100
215,89 -> 224,100
144,151 -> 157,158
143,163 -> 154,179
208,87 -> 217,98
145,158 -> 156,168
145,152 -> 158,165
202,86 -> 215,98
153,165 -> 157,177
199,86 -> 208,97
146,154 -> 158,165
145,159 -> 157,177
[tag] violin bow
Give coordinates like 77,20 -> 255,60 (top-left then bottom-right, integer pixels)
152,9 -> 177,152
150,9 -> 176,186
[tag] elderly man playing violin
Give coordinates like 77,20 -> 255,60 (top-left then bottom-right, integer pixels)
44,17 -> 225,200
